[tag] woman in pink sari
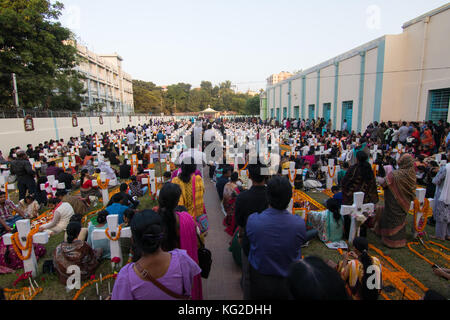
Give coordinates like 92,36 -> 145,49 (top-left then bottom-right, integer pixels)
157,183 -> 203,300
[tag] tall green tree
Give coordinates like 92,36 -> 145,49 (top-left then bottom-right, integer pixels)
0,0 -> 83,109
245,95 -> 260,115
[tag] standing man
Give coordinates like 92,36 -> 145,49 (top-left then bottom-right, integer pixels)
80,128 -> 86,141
246,176 -> 306,300
398,121 -> 409,145
10,151 -> 37,200
126,129 -> 136,154
235,163 -> 269,300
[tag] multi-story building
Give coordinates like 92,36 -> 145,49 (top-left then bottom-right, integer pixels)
74,42 -> 134,114
265,4 -> 450,132
266,71 -> 293,86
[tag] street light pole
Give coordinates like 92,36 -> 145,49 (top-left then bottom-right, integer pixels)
12,73 -> 19,108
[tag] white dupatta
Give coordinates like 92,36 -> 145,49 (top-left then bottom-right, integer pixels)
439,163 -> 450,205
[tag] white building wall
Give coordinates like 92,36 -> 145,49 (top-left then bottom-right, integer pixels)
292,78 -> 302,117
319,65 -> 335,118
362,48 -> 378,130
336,56 -> 360,131
305,72 -> 318,119
281,82 -> 288,117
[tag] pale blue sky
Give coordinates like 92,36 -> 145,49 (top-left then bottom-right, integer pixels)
59,0 -> 449,92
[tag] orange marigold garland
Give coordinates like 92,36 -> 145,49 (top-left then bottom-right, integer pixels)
412,199 -> 432,233
327,165 -> 336,178
105,225 -> 122,241
72,273 -> 117,300
287,170 -> 296,184
97,179 -> 110,190
11,229 -> 39,260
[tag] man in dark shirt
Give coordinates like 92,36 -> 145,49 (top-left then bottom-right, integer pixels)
46,161 -> 63,178
235,163 -> 268,300
57,168 -> 75,191
108,183 -> 139,209
119,159 -> 132,180
216,166 -> 231,200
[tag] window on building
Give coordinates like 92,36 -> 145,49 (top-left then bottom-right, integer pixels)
427,88 -> 450,123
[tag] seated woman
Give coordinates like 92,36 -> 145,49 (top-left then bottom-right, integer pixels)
303,162 -> 322,190
306,198 -> 343,243
18,195 -> 40,219
64,214 -> 88,242
111,210 -> 201,300
87,210 -> 111,259
39,198 -> 75,236
328,237 -> 382,300
79,169 -> 101,200
53,221 -> 102,285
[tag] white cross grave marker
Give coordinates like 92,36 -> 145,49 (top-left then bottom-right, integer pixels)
91,214 -> 131,268
321,159 -> 340,190
2,219 -> 49,277
340,192 -> 375,244
409,188 -> 434,239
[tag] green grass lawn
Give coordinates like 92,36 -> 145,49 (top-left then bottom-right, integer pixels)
1,160 -> 449,300
302,190 -> 450,299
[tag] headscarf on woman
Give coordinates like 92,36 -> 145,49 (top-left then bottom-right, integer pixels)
385,154 -> 416,213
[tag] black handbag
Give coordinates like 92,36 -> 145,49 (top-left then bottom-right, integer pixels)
196,234 -> 212,279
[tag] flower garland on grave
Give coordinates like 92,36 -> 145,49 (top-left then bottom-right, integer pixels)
72,273 -> 117,300
287,170 -> 296,184
3,287 -> 43,300
327,165 -> 336,179
105,225 -> 122,241
97,179 -> 110,190
11,229 -> 39,260
407,241 -> 450,267
322,189 -> 334,198
412,199 -> 432,233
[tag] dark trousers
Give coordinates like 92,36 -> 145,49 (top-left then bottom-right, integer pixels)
249,264 -> 290,300
17,177 -> 36,200
209,165 -> 215,179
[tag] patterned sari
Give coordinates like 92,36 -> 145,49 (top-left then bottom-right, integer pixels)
375,154 -> 416,248
222,182 -> 240,236
172,175 -> 205,219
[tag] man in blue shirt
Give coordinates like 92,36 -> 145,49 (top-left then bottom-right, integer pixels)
246,176 -> 306,300
105,194 -> 130,225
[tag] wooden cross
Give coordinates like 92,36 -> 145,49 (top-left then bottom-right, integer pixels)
409,188 -> 434,239
91,214 -> 131,268
340,192 -> 375,244
2,219 -> 49,277
321,159 -> 340,190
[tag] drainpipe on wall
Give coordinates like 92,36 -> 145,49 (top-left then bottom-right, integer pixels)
416,16 -> 429,121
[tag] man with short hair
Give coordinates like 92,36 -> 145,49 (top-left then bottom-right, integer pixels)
10,151 -> 36,200
398,121 -> 409,144
235,163 -> 269,300
246,176 -> 306,300
0,191 -> 27,233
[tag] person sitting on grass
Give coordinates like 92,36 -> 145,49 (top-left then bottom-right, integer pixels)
306,198 -> 343,243
87,210 -> 110,259
39,198 -> 75,236
55,190 -> 89,216
18,195 -> 40,219
64,214 -> 88,242
106,194 -> 133,225
119,159 -> 132,180
54,221 -> 102,285
108,183 -> 139,209
129,175 -> 148,198
327,237 -> 382,300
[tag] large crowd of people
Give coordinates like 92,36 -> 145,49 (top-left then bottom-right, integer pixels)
0,114 -> 449,300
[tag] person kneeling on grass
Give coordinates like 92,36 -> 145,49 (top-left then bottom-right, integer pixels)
39,198 -> 75,236
53,221 -> 102,285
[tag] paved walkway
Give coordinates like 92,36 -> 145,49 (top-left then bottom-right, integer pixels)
201,170 -> 243,300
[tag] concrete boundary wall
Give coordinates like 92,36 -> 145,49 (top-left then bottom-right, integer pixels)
0,115 -> 154,154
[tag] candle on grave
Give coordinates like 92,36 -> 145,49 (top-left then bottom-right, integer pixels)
108,282 -> 111,295
96,283 -> 99,295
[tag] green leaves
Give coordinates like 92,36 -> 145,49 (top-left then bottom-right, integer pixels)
0,0 -> 82,109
